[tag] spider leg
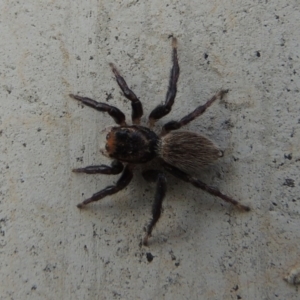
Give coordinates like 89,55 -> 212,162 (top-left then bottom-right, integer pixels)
72,160 -> 123,174
69,94 -> 126,126
110,63 -> 143,124
149,37 -> 179,127
162,90 -> 228,134
76,164 -> 133,208
163,162 -> 250,211
142,170 -> 167,246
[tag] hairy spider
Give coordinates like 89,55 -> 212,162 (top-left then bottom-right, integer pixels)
69,37 -> 250,246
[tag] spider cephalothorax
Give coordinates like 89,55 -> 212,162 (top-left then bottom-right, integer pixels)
104,125 -> 159,163
70,37 -> 250,246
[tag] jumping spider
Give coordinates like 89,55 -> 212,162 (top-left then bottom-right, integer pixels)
70,37 -> 250,246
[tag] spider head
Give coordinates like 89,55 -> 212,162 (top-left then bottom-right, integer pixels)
101,125 -> 159,164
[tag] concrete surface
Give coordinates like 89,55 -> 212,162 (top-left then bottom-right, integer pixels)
1,1 -> 300,299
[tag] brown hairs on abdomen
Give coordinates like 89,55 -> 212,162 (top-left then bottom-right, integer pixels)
157,131 -> 223,174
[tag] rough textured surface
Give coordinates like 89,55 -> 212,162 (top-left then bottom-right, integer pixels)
1,1 -> 300,299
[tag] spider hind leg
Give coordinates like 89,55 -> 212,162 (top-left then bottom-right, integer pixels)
163,162 -> 250,211
162,89 -> 228,134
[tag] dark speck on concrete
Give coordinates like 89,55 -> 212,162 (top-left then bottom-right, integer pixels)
283,179 -> 295,187
284,153 -> 292,160
146,252 -> 154,262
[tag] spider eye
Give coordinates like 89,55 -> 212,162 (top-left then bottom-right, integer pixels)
105,144 -> 109,151
106,133 -> 111,140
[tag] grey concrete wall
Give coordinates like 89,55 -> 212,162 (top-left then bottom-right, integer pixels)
1,1 -> 300,299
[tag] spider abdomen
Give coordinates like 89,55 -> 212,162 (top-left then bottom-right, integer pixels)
105,125 -> 159,163
157,131 -> 223,174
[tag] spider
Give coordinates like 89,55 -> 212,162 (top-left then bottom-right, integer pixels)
69,37 -> 250,246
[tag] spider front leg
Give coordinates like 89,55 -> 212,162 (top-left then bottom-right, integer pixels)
162,89 -> 228,134
69,94 -> 126,125
142,170 -> 167,246
110,63 -> 143,124
163,162 -> 250,211
72,160 -> 123,174
149,37 -> 180,127
76,164 -> 133,208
